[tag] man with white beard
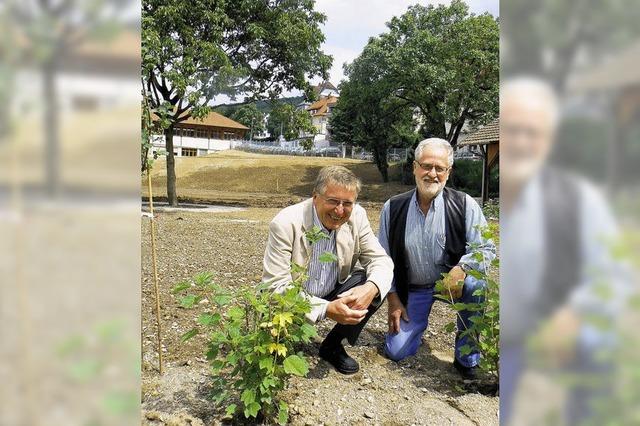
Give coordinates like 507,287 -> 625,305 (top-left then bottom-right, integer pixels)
378,138 -> 496,379
500,77 -> 624,425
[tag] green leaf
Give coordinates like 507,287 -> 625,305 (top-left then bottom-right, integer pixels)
179,295 -> 201,308
300,323 -> 317,338
194,272 -> 214,286
290,262 -> 306,274
198,313 -> 221,326
444,322 -> 456,333
240,389 -> 256,406
277,401 -> 289,425
181,328 -> 199,342
206,344 -> 219,360
213,390 -> 228,404
225,404 -> 237,417
319,252 -> 338,263
259,357 -> 273,371
305,226 -> 329,244
228,306 -> 245,320
213,294 -> 232,306
211,359 -> 225,371
244,402 -> 261,418
283,354 -> 309,376
459,344 -> 472,356
171,281 -> 191,294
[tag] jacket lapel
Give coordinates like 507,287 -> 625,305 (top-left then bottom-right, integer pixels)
336,222 -> 353,279
300,198 -> 314,258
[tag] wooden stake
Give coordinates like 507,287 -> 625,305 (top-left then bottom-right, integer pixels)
147,171 -> 164,374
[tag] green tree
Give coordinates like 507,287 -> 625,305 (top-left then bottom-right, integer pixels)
330,44 -> 417,182
230,104 -> 265,139
142,0 -> 331,205
266,102 -> 315,141
378,1 -> 499,147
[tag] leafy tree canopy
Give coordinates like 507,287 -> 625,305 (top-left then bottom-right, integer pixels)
267,102 -> 315,141
142,0 -> 332,204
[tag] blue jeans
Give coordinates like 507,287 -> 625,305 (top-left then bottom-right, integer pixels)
384,276 -> 485,367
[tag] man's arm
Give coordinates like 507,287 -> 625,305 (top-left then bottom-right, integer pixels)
377,200 -> 396,293
263,219 -> 329,323
441,195 -> 496,299
457,194 -> 496,273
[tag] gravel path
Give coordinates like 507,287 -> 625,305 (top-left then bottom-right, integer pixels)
141,204 -> 499,425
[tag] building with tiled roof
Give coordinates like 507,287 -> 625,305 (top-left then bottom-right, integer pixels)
458,118 -> 499,204
151,110 -> 249,157
306,96 -> 339,147
313,81 -> 339,98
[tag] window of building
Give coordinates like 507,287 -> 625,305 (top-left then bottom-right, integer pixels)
182,148 -> 197,157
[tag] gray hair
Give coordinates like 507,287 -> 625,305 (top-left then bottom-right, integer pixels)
501,76 -> 560,130
313,165 -> 361,196
414,138 -> 454,166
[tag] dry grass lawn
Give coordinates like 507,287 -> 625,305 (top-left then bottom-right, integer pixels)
145,150 -> 412,205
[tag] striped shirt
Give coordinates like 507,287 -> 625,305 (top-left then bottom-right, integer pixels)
304,206 -> 339,298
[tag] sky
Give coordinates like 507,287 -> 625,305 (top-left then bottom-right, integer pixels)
214,0 -> 498,104
313,0 -> 498,87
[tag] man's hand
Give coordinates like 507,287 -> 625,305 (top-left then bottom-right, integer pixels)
440,266 -> 466,299
326,296 -> 368,325
387,292 -> 409,334
337,281 -> 379,310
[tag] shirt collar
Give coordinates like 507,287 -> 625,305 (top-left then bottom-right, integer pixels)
411,188 -> 444,215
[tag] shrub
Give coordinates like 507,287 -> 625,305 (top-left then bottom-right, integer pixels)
435,222 -> 500,379
174,227 -> 333,424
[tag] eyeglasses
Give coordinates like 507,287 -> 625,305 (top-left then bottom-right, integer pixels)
414,161 -> 450,174
318,193 -> 355,209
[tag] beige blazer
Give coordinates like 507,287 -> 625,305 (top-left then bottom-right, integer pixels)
263,198 -> 393,323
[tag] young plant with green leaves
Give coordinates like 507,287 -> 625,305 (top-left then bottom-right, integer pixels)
435,222 -> 499,379
174,226 -> 334,424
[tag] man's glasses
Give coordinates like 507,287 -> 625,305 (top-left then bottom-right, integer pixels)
414,161 -> 450,174
318,193 -> 355,209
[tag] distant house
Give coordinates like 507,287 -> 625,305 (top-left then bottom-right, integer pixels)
313,81 -> 339,98
307,95 -> 339,148
152,111 -> 249,157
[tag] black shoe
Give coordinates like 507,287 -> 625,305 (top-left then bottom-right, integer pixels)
453,358 -> 478,380
319,342 -> 359,374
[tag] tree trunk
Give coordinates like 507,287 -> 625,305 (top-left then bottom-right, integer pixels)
43,63 -> 60,198
449,118 -> 466,148
164,126 -> 178,206
372,146 -> 389,182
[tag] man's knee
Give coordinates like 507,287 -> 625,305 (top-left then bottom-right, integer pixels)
384,336 -> 413,362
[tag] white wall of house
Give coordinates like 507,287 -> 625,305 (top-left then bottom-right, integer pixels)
151,135 -> 234,156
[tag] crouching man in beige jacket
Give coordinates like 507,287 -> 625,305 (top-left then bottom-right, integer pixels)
263,166 -> 393,374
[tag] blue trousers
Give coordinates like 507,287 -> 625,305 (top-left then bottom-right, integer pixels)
384,276 -> 485,367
